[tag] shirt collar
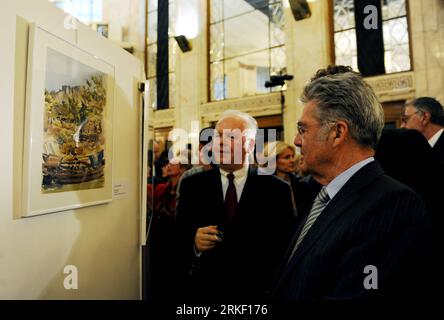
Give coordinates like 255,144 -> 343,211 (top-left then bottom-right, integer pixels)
325,157 -> 374,201
428,128 -> 444,147
220,163 -> 249,180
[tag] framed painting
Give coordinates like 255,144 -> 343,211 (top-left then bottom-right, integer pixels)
22,23 -> 115,217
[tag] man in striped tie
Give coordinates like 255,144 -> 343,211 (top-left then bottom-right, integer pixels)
269,65 -> 431,300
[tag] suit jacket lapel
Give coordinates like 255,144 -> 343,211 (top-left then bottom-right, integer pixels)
433,132 -> 444,152
210,167 -> 228,224
237,166 -> 256,213
276,161 -> 385,288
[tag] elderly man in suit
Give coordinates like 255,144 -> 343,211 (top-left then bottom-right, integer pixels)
270,66 -> 430,300
401,97 -> 444,165
175,110 -> 295,300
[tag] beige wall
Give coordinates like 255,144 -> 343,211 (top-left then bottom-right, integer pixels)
152,0 -> 444,149
151,0 -> 334,147
102,0 -> 146,62
0,0 -> 143,299
409,0 -> 444,103
283,0 -> 332,144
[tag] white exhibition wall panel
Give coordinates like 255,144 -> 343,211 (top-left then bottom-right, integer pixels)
0,0 -> 143,299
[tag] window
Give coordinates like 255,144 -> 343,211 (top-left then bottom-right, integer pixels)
146,0 -> 177,110
209,0 -> 286,101
333,0 -> 411,74
50,0 -> 103,23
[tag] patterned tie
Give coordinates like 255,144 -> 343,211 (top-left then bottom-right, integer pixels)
225,173 -> 238,221
288,187 -> 330,262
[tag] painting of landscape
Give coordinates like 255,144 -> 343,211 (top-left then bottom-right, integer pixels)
42,48 -> 107,193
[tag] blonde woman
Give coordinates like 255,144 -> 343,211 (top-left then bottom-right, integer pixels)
261,141 -> 297,182
261,141 -> 322,221
260,141 -> 298,214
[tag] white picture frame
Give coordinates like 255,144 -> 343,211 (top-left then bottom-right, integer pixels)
22,23 -> 115,217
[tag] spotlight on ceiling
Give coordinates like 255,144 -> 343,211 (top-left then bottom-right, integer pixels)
289,0 -> 312,21
174,35 -> 192,53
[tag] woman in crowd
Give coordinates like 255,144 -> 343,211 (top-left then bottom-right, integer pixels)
261,141 -> 297,182
154,155 -> 191,218
261,141 -> 321,222
261,141 -> 298,213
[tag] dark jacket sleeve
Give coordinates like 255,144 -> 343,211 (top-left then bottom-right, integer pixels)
260,178 -> 298,290
174,175 -> 198,278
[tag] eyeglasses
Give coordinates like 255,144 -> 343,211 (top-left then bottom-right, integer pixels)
297,121 -> 337,136
296,123 -> 308,135
401,111 -> 421,123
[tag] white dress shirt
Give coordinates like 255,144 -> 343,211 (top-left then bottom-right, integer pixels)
428,128 -> 443,147
194,164 -> 249,257
219,164 -> 249,202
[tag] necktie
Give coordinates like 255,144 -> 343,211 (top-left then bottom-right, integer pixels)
288,187 -> 330,262
225,173 -> 238,221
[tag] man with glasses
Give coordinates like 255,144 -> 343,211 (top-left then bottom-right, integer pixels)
401,97 -> 444,164
270,65 -> 430,300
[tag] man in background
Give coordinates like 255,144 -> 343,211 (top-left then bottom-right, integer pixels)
401,97 -> 444,164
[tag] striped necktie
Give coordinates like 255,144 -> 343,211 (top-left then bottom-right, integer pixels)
288,186 -> 330,262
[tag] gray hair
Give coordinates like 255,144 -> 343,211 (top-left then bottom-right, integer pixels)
217,109 -> 258,140
407,97 -> 444,126
301,71 -> 385,149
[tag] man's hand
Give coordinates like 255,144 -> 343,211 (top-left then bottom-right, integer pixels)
195,225 -> 222,253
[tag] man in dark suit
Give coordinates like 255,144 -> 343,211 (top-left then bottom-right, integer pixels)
270,66 -> 430,300
176,110 -> 295,300
375,128 -> 441,218
401,96 -> 444,165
